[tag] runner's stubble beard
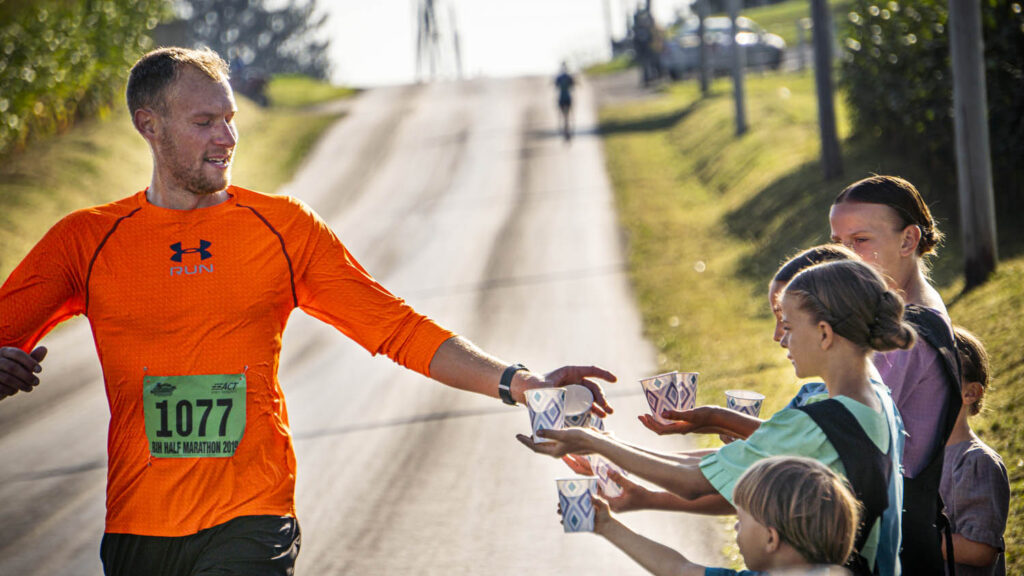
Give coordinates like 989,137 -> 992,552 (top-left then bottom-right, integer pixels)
157,129 -> 231,197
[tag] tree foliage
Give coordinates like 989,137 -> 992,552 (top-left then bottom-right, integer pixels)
0,0 -> 170,156
839,0 -> 1024,200
174,0 -> 330,81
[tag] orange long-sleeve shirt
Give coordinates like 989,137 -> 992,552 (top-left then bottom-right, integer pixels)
0,186 -> 454,536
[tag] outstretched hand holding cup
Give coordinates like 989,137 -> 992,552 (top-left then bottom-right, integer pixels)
638,405 -> 760,440
517,426 -> 598,457
640,371 -> 697,425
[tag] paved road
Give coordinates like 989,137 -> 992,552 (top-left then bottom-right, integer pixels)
0,76 -> 723,575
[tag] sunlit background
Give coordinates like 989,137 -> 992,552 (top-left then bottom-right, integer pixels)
319,0 -> 682,86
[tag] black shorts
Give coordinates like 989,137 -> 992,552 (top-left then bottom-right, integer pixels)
101,515 -> 300,576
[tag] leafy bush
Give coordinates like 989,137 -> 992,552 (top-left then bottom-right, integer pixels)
839,1 -> 1024,197
0,0 -> 170,156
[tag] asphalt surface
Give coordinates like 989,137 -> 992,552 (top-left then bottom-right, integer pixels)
0,75 -> 724,575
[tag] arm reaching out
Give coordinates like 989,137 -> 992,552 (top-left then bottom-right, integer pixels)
428,336 -> 615,414
638,405 -> 762,440
594,497 -> 707,576
518,427 -> 717,501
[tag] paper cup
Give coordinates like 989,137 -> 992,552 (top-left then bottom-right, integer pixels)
526,388 -> 566,443
587,454 -> 625,498
725,390 -> 765,417
640,371 -> 699,424
556,477 -> 597,533
563,384 -> 594,415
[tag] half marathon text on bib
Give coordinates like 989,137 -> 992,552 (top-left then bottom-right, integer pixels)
143,374 -> 246,458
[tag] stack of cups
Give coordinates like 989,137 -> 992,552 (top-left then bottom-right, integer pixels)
640,371 -> 699,424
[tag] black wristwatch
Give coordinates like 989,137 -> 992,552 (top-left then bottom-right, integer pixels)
499,363 -> 528,406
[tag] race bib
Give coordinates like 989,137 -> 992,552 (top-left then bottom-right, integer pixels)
143,374 -> 246,458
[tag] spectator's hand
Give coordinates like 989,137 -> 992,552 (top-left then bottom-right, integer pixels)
592,495 -> 616,536
516,427 -> 598,458
533,365 -> 616,417
602,469 -> 653,513
561,454 -> 594,476
638,405 -> 743,438
0,346 -> 47,401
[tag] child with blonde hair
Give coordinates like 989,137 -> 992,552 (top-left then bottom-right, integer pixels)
592,456 -> 858,575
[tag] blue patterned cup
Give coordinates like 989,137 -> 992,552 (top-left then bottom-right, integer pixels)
556,477 -> 597,533
527,388 -> 566,443
725,390 -> 765,417
640,371 -> 698,425
587,454 -> 625,498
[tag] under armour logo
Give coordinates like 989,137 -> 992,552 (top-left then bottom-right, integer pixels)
170,240 -> 212,262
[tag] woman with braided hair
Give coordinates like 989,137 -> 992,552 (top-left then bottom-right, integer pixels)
829,175 -> 962,573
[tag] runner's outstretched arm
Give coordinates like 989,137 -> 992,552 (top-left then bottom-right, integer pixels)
0,346 -> 47,400
427,336 -> 616,415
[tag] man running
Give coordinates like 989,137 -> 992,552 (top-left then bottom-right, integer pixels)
0,47 -> 615,576
554,62 -> 575,140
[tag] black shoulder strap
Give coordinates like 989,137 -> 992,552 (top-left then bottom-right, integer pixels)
798,399 -> 891,576
901,305 -> 963,573
905,305 -> 958,407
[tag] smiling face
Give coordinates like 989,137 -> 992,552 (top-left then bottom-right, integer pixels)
778,292 -> 825,379
828,201 -> 916,289
152,66 -> 238,196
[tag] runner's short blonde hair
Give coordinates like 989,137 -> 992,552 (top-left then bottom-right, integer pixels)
126,46 -> 230,115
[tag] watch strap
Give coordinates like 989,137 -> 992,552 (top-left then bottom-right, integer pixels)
499,363 -> 527,405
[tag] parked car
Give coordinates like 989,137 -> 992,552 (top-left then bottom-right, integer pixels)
660,16 -> 786,79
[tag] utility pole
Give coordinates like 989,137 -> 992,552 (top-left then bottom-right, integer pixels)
810,0 -> 842,179
949,1 -> 998,287
415,0 -> 440,82
603,0 -> 614,55
727,0 -> 747,135
449,4 -> 462,79
697,0 -> 710,96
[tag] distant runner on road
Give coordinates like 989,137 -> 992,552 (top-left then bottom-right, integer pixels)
0,46 -> 616,576
555,62 -> 576,140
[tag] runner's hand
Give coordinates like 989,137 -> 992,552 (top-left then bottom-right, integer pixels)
535,365 -> 616,417
0,346 -> 47,400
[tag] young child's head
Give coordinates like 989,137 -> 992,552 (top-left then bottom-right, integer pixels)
732,456 -> 860,571
769,244 -> 858,343
953,325 -> 991,416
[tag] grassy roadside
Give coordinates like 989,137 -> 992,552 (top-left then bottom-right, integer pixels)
0,78 -> 351,280
596,69 -> 1022,570
266,74 -> 358,108
740,0 -> 854,47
